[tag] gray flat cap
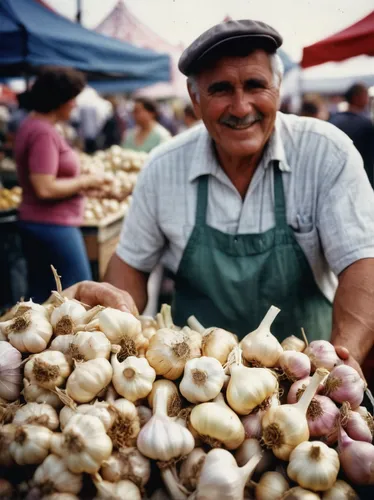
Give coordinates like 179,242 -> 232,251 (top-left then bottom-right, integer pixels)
179,19 -> 283,76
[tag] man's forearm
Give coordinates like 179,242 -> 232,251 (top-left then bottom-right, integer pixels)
331,258 -> 374,364
104,253 -> 149,313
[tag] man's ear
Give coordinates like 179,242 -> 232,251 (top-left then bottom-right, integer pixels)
187,84 -> 202,120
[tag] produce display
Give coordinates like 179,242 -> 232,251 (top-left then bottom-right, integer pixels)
79,146 -> 147,223
0,275 -> 373,500
0,186 -> 22,211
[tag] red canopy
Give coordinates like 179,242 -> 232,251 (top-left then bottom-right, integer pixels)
301,10 -> 374,68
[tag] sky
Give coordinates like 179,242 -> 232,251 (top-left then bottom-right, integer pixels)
44,0 -> 374,61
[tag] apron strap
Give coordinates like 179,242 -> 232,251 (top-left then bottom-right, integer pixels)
273,161 -> 288,227
195,175 -> 209,226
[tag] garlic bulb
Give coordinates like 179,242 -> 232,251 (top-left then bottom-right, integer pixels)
180,448 -> 206,491
262,368 -> 329,460
323,364 -> 366,408
10,424 -> 52,465
226,347 -> 278,415
107,398 -> 140,449
50,301 -> 88,336
111,347 -> 156,402
281,487 -> 320,499
139,315 -> 158,340
188,316 -> 238,364
287,441 -> 339,491
255,471 -> 289,500
146,326 -> 201,380
59,401 -> 113,431
66,358 -> 113,403
33,454 -> 83,495
0,341 -> 22,400
50,334 -> 75,354
71,331 -> 112,361
180,356 -> 225,403
137,380 -> 195,461
13,402 -> 59,430
278,351 -> 311,381
24,351 -> 71,390
189,393 -> 245,450
93,475 -> 141,500
89,308 -> 144,348
51,414 -> 112,473
321,480 -> 359,499
235,438 -> 275,477
23,378 -> 63,409
304,340 -> 340,371
100,448 -> 151,488
1,310 -> 53,353
240,306 -> 283,367
194,448 -> 261,500
0,424 -> 16,466
281,335 -> 306,352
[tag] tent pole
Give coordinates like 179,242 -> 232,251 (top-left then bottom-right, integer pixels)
76,0 -> 82,24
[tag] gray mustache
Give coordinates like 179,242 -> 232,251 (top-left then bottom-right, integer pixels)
219,113 -> 263,128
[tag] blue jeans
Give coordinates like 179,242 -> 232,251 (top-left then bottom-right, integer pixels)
18,221 -> 92,303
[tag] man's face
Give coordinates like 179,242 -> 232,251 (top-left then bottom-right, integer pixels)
189,50 -> 280,159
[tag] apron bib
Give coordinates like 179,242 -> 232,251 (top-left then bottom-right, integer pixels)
171,162 -> 332,342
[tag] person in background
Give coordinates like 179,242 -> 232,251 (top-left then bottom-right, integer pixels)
15,67 -> 109,302
100,95 -> 126,150
123,98 -> 171,153
78,102 -> 101,154
329,83 -> 374,187
183,104 -> 200,129
300,100 -> 320,118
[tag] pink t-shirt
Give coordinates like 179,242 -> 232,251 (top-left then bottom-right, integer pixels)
15,117 -> 84,226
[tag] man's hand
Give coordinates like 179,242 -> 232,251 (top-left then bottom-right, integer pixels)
62,281 -> 139,316
334,345 -> 365,380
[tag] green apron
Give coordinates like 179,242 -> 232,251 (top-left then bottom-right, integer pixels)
171,162 -> 332,341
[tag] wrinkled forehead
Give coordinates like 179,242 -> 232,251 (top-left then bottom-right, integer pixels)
196,50 -> 273,85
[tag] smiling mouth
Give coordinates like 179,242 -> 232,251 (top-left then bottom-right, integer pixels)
223,120 -> 259,130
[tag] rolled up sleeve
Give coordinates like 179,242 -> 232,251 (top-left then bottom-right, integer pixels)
116,161 -> 165,273
317,139 -> 374,276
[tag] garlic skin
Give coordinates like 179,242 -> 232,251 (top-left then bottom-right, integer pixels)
24,351 -> 71,390
180,356 -> 225,403
66,358 -> 113,403
100,448 -> 151,488
304,340 -> 340,371
240,306 -> 283,367
146,327 -> 201,380
321,480 -> 359,499
278,351 -> 311,381
111,349 -> 156,402
107,398 -> 140,449
195,448 -> 261,500
287,441 -> 339,492
93,475 -> 141,500
0,424 -> 16,466
10,424 -> 52,465
50,301 -> 87,335
226,347 -> 278,415
255,471 -> 289,500
23,378 -> 63,409
180,448 -> 206,491
51,414 -> 112,473
2,311 -> 53,353
34,454 -> 83,495
190,393 -> 245,450
59,401 -> 113,431
13,402 -> 59,430
0,341 -> 22,401
281,335 -> 306,352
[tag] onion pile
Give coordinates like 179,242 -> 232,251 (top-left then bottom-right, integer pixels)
0,282 -> 373,500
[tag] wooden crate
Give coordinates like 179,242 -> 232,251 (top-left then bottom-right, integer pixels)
81,210 -> 125,281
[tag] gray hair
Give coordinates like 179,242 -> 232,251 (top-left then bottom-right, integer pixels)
187,52 -> 284,101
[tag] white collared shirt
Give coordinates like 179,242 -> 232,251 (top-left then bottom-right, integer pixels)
117,112 -> 374,302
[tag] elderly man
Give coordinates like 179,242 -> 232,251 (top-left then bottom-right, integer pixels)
68,20 -> 374,372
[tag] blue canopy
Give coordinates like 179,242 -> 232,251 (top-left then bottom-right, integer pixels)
0,0 -> 171,88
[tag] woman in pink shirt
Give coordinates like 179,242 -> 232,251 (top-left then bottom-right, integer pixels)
15,68 -> 106,302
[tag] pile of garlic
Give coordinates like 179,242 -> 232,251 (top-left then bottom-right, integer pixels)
0,281 -> 373,500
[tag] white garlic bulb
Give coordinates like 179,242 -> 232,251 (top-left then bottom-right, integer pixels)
33,454 -> 83,495
180,448 -> 207,491
13,402 -> 59,430
51,414 -> 112,474
255,471 -> 289,500
100,448 -> 151,488
92,308 -> 144,345
23,378 -> 63,409
1,311 -> 53,353
0,341 -> 22,401
66,358 -> 113,403
111,348 -> 156,402
59,401 -> 113,431
106,398 -> 140,449
50,301 -> 88,335
180,356 -> 225,403
10,424 -> 52,465
93,475 -> 141,500
24,351 -> 71,390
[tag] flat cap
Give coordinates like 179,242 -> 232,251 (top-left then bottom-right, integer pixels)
179,19 -> 283,76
